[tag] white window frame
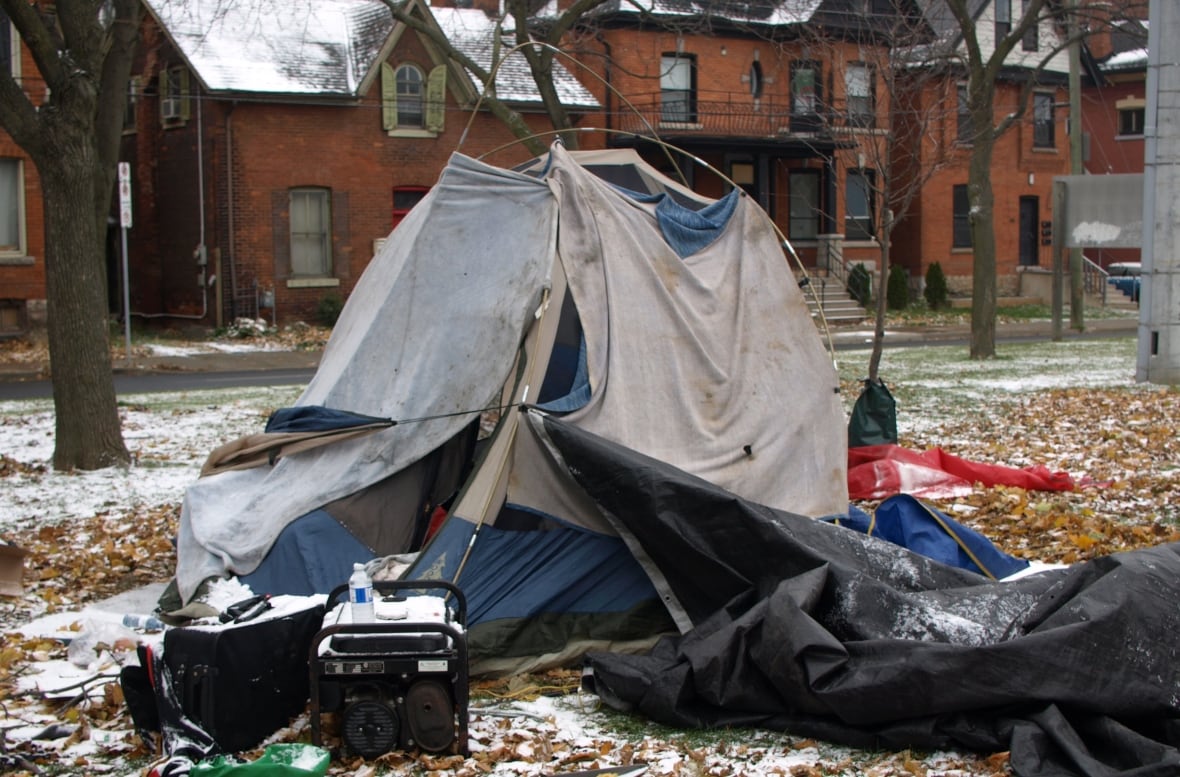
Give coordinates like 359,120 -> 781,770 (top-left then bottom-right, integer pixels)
289,188 -> 332,278
1033,92 -> 1055,148
0,158 -> 28,261
395,64 -> 424,129
660,54 -> 696,124
845,63 -> 874,128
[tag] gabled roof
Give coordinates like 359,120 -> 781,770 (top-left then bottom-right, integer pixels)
142,0 -> 597,107
913,0 -> 1069,75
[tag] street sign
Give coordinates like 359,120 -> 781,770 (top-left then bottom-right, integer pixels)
118,162 -> 132,229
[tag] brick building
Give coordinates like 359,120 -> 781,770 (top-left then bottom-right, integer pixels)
0,13 -> 45,336
122,0 -> 596,327
888,0 -> 1073,297
573,0 -> 914,277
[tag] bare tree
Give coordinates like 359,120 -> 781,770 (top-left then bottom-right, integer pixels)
790,4 -> 959,382
0,0 -> 141,470
939,0 -> 1147,358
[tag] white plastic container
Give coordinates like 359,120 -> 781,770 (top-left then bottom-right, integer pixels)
348,562 -> 375,623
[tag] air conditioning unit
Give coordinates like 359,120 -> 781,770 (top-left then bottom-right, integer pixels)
161,96 -> 182,121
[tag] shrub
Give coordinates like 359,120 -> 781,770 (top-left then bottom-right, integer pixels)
316,293 -> 344,327
847,263 -> 872,306
886,264 -> 910,311
924,261 -> 949,310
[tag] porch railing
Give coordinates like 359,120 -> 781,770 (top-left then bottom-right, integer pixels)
613,92 -> 869,139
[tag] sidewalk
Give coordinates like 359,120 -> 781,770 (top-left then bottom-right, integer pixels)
826,315 -> 1138,349
0,317 -> 1138,383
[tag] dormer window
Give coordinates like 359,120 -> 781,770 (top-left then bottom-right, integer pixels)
381,62 -> 447,136
1021,0 -> 1038,51
395,64 -> 424,128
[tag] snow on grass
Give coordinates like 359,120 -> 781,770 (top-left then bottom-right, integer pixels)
0,333 -> 1171,776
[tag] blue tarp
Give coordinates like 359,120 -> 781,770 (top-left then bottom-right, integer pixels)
264,406 -> 393,434
240,509 -> 372,595
830,494 -> 1029,579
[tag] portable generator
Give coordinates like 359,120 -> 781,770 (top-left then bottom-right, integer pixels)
309,579 -> 469,759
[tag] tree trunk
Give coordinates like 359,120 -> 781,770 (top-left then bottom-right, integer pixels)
41,144 -> 130,471
868,210 -> 893,383
968,129 -> 998,359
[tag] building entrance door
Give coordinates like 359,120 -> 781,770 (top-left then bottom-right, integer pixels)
1019,196 -> 1040,266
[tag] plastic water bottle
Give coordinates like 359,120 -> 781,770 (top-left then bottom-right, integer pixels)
349,562 -> 375,624
122,613 -> 166,631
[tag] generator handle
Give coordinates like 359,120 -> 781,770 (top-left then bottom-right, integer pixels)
325,579 -> 468,627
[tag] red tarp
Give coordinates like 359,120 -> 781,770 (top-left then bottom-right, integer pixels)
848,444 -> 1077,501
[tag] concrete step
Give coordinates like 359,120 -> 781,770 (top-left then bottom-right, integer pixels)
798,272 -> 868,324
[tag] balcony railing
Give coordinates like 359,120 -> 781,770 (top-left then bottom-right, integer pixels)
614,92 -> 872,140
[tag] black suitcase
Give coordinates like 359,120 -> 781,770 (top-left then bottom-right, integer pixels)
163,598 -> 326,753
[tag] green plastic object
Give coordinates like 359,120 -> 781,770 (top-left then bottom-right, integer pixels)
190,744 -> 330,777
848,379 -> 898,448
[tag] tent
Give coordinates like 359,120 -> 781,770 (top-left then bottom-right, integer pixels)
174,142 -> 849,673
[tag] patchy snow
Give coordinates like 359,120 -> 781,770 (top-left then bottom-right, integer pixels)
1102,47 -> 1148,71
0,332 -> 1172,776
1072,220 -> 1127,245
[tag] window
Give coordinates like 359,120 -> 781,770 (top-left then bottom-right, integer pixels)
995,0 -> 1011,40
0,158 -> 25,256
957,85 -> 974,144
289,188 -> 332,277
395,64 -> 424,128
1021,0 -> 1038,51
791,60 -> 821,131
729,161 -> 757,199
1119,107 -> 1145,136
660,54 -> 696,123
1033,93 -> 1054,148
0,299 -> 24,334
788,171 -> 820,240
748,61 -> 763,99
159,65 -> 190,125
952,184 -> 972,248
392,185 -> 428,229
123,76 -> 140,132
845,170 -> 874,241
0,9 -> 14,78
845,63 -> 874,128
382,63 -> 446,134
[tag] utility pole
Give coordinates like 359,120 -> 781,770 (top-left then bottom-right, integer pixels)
1138,0 -> 1180,384
1068,0 -> 1084,331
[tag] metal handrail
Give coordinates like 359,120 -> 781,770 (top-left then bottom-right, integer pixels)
1082,254 -> 1108,305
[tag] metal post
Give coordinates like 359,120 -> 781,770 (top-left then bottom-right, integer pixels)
1068,0 -> 1085,330
121,226 -> 131,361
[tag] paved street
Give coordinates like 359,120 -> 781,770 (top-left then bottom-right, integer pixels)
0,316 -> 1138,400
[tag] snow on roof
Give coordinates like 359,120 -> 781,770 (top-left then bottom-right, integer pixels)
143,0 -> 388,95
593,0 -> 822,25
432,8 -> 598,107
1101,48 -> 1148,73
143,0 -> 596,107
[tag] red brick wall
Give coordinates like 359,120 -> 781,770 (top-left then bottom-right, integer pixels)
890,78 -> 1071,296
0,34 -> 47,333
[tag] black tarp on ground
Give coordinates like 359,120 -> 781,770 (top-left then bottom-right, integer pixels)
530,414 -> 1180,777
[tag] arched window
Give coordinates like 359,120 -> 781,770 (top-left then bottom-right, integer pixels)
396,64 -> 424,128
